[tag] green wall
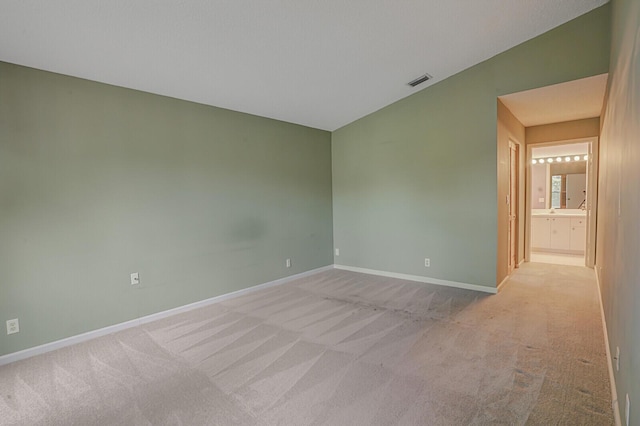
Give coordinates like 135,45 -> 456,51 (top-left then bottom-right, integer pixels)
0,62 -> 333,356
332,5 -> 611,288
597,0 -> 640,422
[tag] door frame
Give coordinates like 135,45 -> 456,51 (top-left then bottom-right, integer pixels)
508,140 -> 519,273
524,136 -> 599,266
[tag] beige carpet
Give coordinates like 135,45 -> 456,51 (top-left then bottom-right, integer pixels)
0,263 -> 613,425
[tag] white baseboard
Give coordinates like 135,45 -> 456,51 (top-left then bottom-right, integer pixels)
0,265 -> 334,367
334,265 -> 497,294
595,265 -> 622,426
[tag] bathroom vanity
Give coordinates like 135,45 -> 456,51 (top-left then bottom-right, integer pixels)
531,209 -> 586,254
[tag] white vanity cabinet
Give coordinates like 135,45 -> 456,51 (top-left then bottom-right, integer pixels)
531,214 -> 585,253
549,217 -> 571,250
570,217 -> 586,251
531,217 -> 551,248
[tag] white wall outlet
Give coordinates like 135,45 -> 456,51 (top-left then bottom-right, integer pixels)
616,346 -> 620,371
424,258 -> 430,267
6,318 -> 19,335
538,197 -> 545,203
130,272 -> 140,285
335,248 -> 340,256
286,258 -> 291,268
625,393 -> 630,426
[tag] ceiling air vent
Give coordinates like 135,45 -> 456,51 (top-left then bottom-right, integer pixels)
408,73 -> 432,87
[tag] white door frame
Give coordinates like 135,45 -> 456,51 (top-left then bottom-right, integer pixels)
524,136 -> 599,267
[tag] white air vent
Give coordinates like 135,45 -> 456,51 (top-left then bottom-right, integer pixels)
408,73 -> 432,87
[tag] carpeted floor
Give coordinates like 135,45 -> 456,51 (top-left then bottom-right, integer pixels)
0,262 -> 614,425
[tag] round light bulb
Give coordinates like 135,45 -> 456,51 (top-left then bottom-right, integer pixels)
556,157 -> 562,162
547,158 -> 553,163
574,156 -> 580,161
583,155 -> 588,160
565,157 -> 571,162
532,159 -> 537,164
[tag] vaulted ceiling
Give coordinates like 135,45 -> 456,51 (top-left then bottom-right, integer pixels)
0,1 -> 608,131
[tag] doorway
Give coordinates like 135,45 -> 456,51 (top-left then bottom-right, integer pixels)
525,138 -> 598,267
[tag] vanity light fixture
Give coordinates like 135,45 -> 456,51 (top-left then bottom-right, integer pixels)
532,155 -> 588,164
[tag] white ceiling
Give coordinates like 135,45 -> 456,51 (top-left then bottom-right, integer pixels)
0,1 -> 608,131
499,74 -> 608,127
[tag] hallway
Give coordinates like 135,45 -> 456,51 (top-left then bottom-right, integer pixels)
499,262 -> 614,424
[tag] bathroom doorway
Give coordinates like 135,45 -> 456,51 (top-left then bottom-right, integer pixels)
525,138 -> 598,266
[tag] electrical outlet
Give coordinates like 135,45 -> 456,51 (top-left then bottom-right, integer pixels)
625,393 -> 630,426
424,258 -> 430,267
616,346 -> 620,371
130,272 -> 140,285
335,248 -> 340,256
286,258 -> 291,268
6,319 -> 19,335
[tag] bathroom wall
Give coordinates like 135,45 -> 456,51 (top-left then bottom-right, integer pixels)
531,163 -> 547,209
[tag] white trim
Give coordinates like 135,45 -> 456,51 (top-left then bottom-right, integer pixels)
0,265 -> 334,367
595,265 -> 622,426
334,264 -> 497,294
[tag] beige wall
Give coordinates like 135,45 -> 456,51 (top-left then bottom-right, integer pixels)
526,117 -> 600,145
497,100 -> 526,284
596,0 -> 640,421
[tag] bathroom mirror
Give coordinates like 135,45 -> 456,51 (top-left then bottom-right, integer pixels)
550,161 -> 586,209
550,173 -> 586,208
531,160 -> 587,209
